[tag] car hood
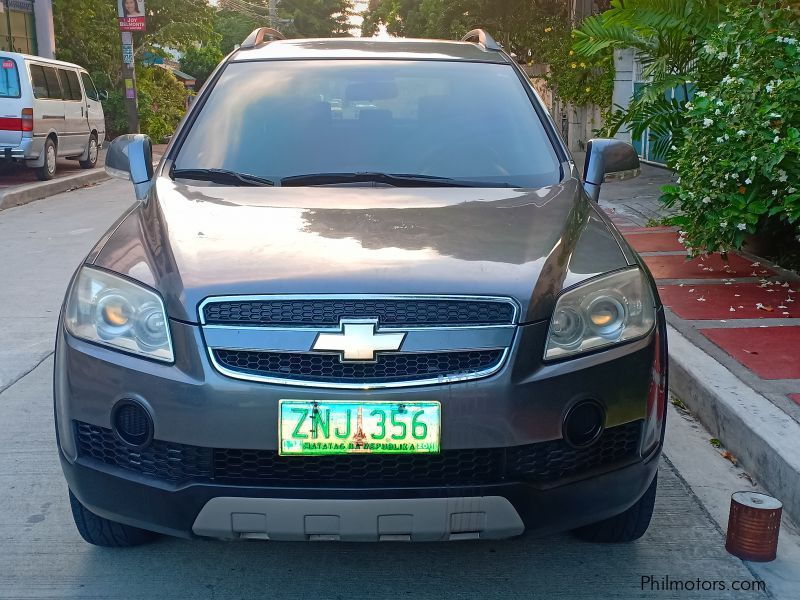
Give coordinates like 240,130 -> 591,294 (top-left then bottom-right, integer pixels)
91,176 -> 632,324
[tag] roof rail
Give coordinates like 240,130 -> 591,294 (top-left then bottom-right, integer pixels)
241,27 -> 286,49
461,29 -> 501,51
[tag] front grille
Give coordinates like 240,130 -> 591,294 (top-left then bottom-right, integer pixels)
74,421 -> 213,483
75,420 -> 642,487
213,349 -> 504,384
202,298 -> 516,327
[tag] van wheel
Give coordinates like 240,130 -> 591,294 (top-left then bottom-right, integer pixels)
572,472 -> 657,543
36,138 -> 57,180
69,490 -> 156,547
79,134 -> 99,169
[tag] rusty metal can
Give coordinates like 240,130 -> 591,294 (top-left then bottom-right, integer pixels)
725,491 -> 782,562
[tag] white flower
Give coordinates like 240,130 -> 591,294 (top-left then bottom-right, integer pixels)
718,51 -> 728,59
732,63 -> 739,69
670,145 -> 678,151
745,178 -> 752,185
766,84 -> 774,93
716,99 -> 724,106
772,189 -> 778,196
788,187 -> 798,194
778,170 -> 788,182
775,136 -> 781,143
701,155 -> 709,162
702,196 -> 712,204
720,221 -> 728,228
732,172 -> 739,178
751,155 -> 758,162
697,91 -> 708,97
715,109 -> 721,115
737,223 -> 747,230
724,134 -> 730,141
685,102 -> 694,111
716,137 -> 724,143
737,129 -> 747,136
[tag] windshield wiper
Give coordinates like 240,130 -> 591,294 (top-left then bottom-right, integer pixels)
172,168 -> 275,187
280,172 -> 510,188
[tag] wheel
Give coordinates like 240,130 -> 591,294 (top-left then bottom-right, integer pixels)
36,137 -> 57,180
572,472 -> 658,543
79,134 -> 99,169
68,490 -> 156,547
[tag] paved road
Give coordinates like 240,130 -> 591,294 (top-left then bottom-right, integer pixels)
0,179 -> 786,599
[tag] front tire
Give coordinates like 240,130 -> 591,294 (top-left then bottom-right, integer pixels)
36,138 -> 57,180
69,490 -> 156,547
572,472 -> 657,543
79,134 -> 99,169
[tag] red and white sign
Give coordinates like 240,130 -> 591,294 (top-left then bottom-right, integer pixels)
118,0 -> 146,32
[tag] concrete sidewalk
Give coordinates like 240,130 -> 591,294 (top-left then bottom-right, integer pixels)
599,164 -> 800,524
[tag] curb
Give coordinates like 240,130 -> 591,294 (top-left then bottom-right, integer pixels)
0,169 -> 110,211
667,324 -> 800,524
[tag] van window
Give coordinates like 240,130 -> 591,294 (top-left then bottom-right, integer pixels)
43,67 -> 62,99
0,58 -> 21,98
30,64 -> 63,99
80,72 -> 98,101
30,64 -> 48,97
60,69 -> 83,101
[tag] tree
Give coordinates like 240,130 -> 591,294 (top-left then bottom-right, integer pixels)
52,0 -> 120,89
53,0 -> 217,86
215,9 -> 258,54
280,0 -> 355,37
137,67 -> 190,141
362,0 -> 570,63
573,0 -> 722,157
180,44 -> 225,88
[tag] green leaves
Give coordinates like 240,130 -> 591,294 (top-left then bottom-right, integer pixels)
667,1 -> 800,256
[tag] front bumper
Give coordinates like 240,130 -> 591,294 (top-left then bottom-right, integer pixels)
61,444 -> 660,540
55,310 -> 667,540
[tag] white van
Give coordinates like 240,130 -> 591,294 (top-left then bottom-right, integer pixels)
0,52 -> 106,180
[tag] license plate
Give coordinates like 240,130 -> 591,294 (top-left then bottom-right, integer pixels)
279,400 -> 441,456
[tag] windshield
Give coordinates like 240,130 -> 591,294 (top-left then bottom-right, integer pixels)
174,60 -> 561,188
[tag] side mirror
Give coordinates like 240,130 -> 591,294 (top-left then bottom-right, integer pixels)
105,134 -> 154,201
582,138 -> 640,202
98,90 -> 109,101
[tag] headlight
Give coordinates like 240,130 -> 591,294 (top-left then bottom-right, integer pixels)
545,268 -> 655,360
65,267 -> 173,362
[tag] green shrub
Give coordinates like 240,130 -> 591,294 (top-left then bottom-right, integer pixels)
663,1 -> 799,255
136,66 -> 189,142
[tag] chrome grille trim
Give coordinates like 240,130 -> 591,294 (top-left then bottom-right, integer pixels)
199,295 -> 519,389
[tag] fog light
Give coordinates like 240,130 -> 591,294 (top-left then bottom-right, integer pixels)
112,399 -> 153,447
563,401 -> 605,448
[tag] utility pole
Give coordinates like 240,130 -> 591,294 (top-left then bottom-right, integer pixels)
269,0 -> 278,27
120,31 -> 140,134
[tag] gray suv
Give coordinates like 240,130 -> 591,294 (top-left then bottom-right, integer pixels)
55,29 -> 667,546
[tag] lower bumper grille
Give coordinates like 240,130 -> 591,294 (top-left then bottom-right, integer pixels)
212,349 -> 504,384
75,420 -> 642,487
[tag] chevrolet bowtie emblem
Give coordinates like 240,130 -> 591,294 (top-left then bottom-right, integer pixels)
312,319 -> 406,362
